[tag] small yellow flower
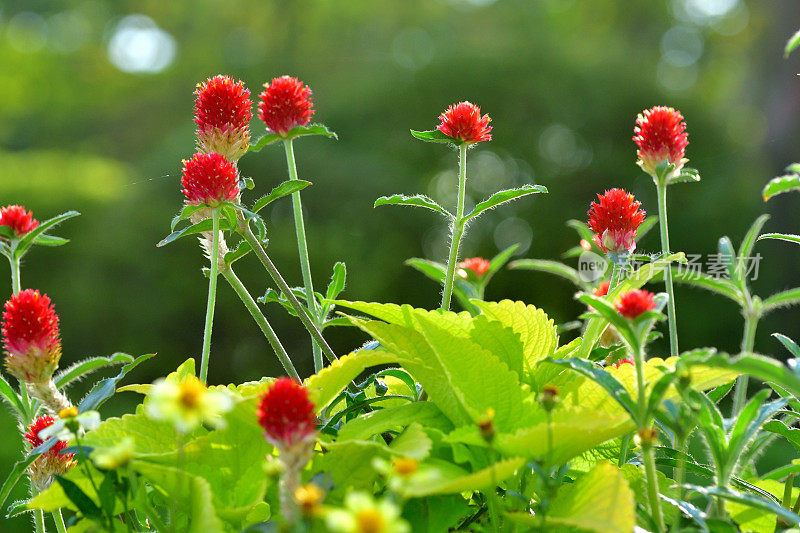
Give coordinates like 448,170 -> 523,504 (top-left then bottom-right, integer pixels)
326,492 -> 410,533
145,375 -> 232,433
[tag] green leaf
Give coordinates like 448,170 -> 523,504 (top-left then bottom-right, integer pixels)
507,259 -> 587,289
507,462 -> 635,533
763,287 -> 800,314
763,173 -> 800,201
374,193 -> 453,219
687,484 -> 800,525
759,232 -> 800,246
78,353 -> 154,412
54,353 -> 135,389
252,180 -> 311,213
410,129 -> 457,144
304,349 -> 400,411
398,457 -> 524,497
157,218 -> 232,247
786,28 -> 800,57
15,210 -> 79,258
774,333 -> 800,359
463,184 -> 547,221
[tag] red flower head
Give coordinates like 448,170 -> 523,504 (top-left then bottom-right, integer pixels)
593,281 -> 610,297
25,415 -> 74,491
258,76 -> 314,136
437,101 -> 492,144
0,205 -> 39,239
587,188 -> 646,254
457,257 -> 490,279
615,289 -> 656,319
257,378 -> 317,449
633,106 -> 689,176
181,152 -> 240,207
194,75 -> 253,161
3,289 -> 62,383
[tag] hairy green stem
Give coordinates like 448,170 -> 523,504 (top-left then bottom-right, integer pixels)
240,224 -> 337,363
732,312 -> 759,416
283,139 -> 323,373
656,182 -> 679,358
222,267 -> 300,380
51,510 -> 67,533
441,143 -> 468,311
199,209 -> 220,384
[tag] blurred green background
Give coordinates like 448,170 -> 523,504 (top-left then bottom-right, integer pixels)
1,0 -> 800,529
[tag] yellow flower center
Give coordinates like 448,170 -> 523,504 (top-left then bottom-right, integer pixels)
355,509 -> 385,533
58,406 -> 78,419
178,377 -> 205,409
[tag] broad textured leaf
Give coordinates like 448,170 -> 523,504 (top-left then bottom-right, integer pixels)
763,173 -> 800,200
252,180 -> 311,213
463,184 -> 547,221
373,193 -> 453,219
508,462 -> 635,533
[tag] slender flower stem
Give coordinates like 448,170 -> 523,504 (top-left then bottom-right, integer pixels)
10,253 -> 21,294
732,311 -> 759,416
34,509 -> 45,533
221,267 -> 300,380
199,209 -> 221,384
441,143 -> 469,311
52,510 -> 67,533
240,224 -> 337,363
656,182 -> 679,358
283,139 -> 323,374
633,342 -> 665,532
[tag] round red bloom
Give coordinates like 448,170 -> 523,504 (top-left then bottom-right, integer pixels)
194,75 -> 253,161
3,289 -> 62,382
257,378 -> 317,448
25,415 -> 70,458
0,205 -> 39,238
181,152 -> 240,206
437,101 -> 492,144
258,76 -> 314,136
593,281 -> 610,297
458,257 -> 490,278
587,189 -> 646,254
615,289 -> 656,319
633,106 -> 689,175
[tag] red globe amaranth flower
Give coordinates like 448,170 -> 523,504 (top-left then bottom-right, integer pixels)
437,102 -> 492,144
258,76 -> 314,136
25,415 -> 74,491
0,205 -> 39,238
593,281 -> 610,297
587,189 -> 646,254
3,289 -> 62,382
257,378 -> 317,448
194,75 -> 253,161
181,152 -> 240,207
633,106 -> 689,176
457,257 -> 490,279
25,415 -> 71,458
615,289 -> 656,319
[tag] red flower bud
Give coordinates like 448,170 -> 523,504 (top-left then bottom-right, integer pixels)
258,76 -> 314,136
437,101 -> 492,144
0,205 -> 39,238
194,75 -> 253,161
2,289 -> 62,383
457,257 -> 490,278
257,378 -> 317,448
587,189 -> 646,254
615,289 -> 656,319
633,106 -> 689,176
181,152 -> 240,207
